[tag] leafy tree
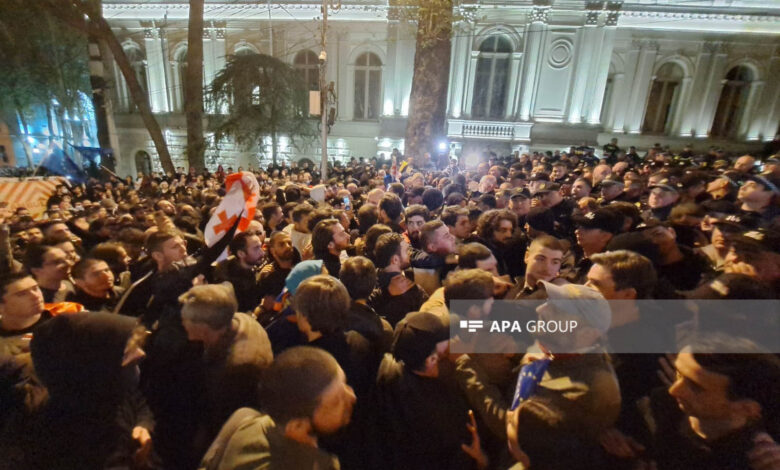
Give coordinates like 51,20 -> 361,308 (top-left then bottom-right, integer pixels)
0,0 -> 92,168
35,0 -> 176,174
208,53 -> 316,166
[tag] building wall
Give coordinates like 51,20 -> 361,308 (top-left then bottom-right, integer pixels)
103,1 -> 780,175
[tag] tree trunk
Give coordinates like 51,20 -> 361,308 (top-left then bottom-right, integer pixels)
90,16 -> 175,174
185,0 -> 205,171
271,131 -> 278,167
44,102 -> 55,145
404,1 -> 452,167
14,107 -> 33,169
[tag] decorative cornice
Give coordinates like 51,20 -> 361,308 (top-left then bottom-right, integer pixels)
585,10 -> 600,26
621,10 -> 780,23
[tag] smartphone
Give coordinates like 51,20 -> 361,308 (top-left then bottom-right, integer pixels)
343,196 -> 351,211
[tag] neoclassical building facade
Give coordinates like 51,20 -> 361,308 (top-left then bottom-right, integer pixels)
102,0 -> 780,176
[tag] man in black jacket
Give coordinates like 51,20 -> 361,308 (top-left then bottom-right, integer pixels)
211,231 -> 265,312
369,233 -> 428,327
312,219 -> 350,279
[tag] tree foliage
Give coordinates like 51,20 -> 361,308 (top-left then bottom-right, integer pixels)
207,53 -> 316,166
0,0 -> 92,166
33,0 -> 175,174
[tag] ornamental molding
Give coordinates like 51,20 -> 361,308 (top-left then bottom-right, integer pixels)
530,6 -> 550,24
621,10 -> 780,23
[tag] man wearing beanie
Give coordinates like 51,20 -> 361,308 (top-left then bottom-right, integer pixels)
204,346 -> 355,470
372,311 -> 474,470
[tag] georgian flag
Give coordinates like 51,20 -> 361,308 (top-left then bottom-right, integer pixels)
204,172 -> 260,258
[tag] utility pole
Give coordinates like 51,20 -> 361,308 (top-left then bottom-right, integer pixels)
319,0 -> 329,180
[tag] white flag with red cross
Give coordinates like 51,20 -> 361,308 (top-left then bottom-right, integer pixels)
204,172 -> 260,256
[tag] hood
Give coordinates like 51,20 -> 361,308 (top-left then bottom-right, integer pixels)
31,312 -> 138,400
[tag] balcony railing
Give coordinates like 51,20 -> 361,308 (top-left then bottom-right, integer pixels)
447,119 -> 533,141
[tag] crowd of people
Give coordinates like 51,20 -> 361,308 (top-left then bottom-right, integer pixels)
0,140 -> 779,470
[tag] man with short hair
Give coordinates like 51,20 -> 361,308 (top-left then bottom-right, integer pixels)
635,335 -> 780,470
285,203 -> 314,255
411,220 -> 458,283
517,235 -> 567,297
291,275 -> 372,397
261,202 -> 284,233
373,311 -> 475,470
66,258 -> 123,311
25,245 -> 74,303
0,273 -> 50,355
311,219 -> 350,279
570,177 -> 593,201
179,283 -> 273,442
212,231 -> 266,312
205,347 -> 355,470
378,193 -> 404,233
404,204 -> 430,250
257,231 -> 296,316
441,206 -> 472,241
369,232 -> 428,327
737,175 -> 780,227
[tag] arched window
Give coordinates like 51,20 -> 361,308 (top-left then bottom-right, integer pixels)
472,35 -> 512,119
174,46 -> 188,112
122,45 -> 148,113
135,150 -> 152,175
294,50 -> 319,91
235,46 -> 257,57
642,62 -> 684,134
353,52 -> 382,120
711,66 -> 753,138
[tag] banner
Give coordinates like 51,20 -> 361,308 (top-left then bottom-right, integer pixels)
0,177 -> 66,218
204,172 -> 260,258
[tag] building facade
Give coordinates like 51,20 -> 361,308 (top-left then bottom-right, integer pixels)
102,0 -> 780,176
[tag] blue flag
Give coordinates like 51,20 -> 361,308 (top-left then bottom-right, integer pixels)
510,357 -> 552,411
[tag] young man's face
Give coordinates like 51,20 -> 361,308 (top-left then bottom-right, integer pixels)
585,263 -> 622,300
35,248 -> 71,282
668,350 -> 736,421
509,198 -> 530,218
329,223 -> 351,252
311,368 -> 356,435
648,188 -> 678,209
738,180 -> 772,205
449,215 -> 472,239
571,181 -> 591,199
76,261 -> 115,295
160,236 -> 188,265
239,235 -> 265,266
270,234 -> 294,263
475,254 -> 499,276
1,277 -> 44,320
406,215 -> 426,240
575,227 -> 610,255
524,246 -> 563,284
493,219 -> 514,244
428,225 -> 457,255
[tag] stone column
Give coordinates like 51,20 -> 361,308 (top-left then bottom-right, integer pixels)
625,41 -> 658,133
504,52 -> 525,119
611,45 -> 640,132
203,26 -> 226,88
603,72 -> 624,131
760,55 -> 780,140
448,28 -> 471,118
144,28 -> 170,113
670,76 -> 693,136
739,80 -> 764,140
517,5 -> 549,121
696,43 -> 728,137
586,6 -> 619,124
567,8 -> 601,124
